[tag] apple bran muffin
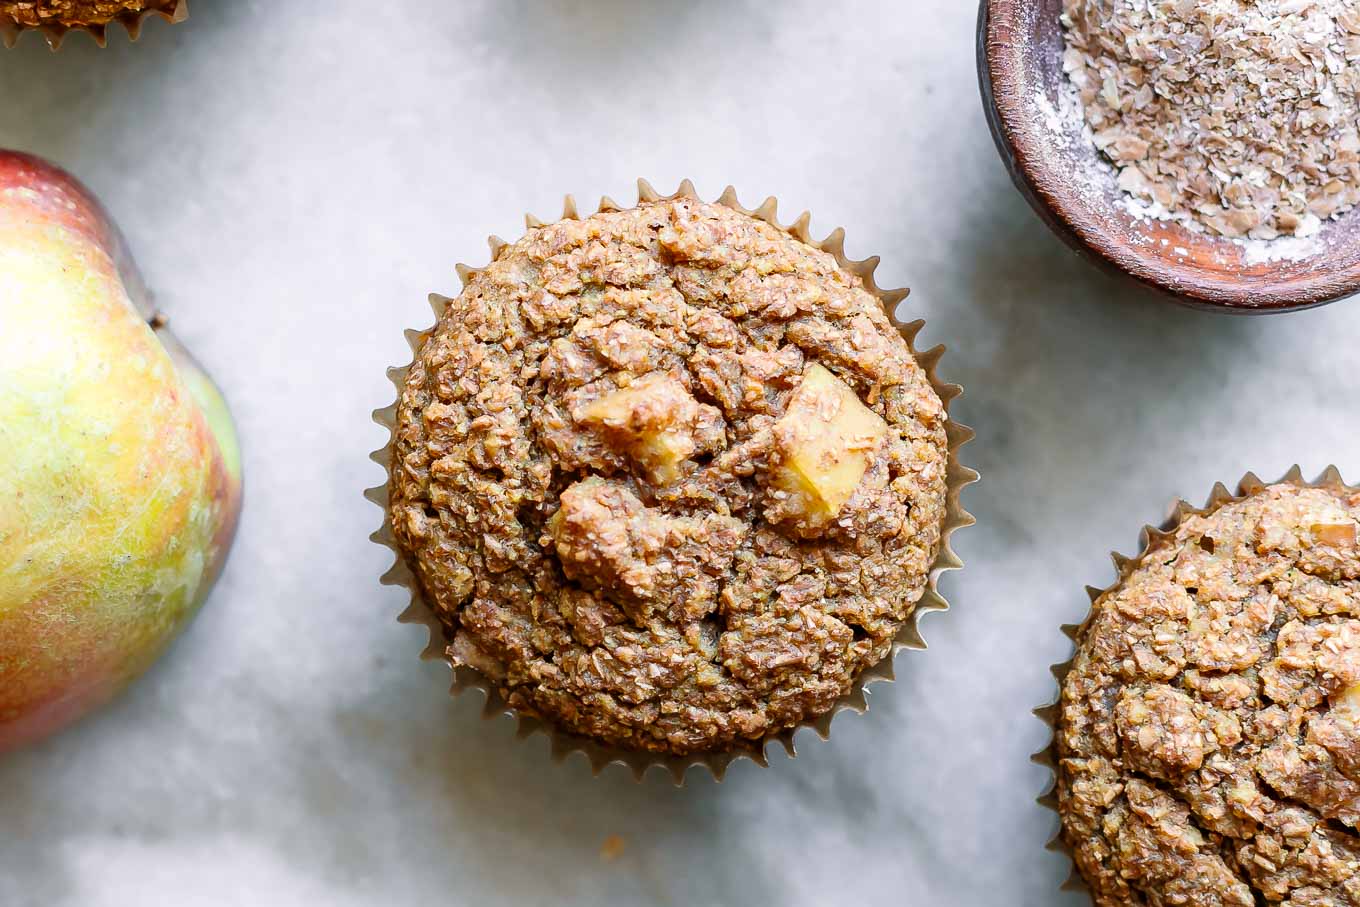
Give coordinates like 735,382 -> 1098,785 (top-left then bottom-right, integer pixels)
1057,482 -> 1360,906
388,198 -> 950,756
1,0 -> 177,27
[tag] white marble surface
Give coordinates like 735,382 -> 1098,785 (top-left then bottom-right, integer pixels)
2,2 -> 1359,904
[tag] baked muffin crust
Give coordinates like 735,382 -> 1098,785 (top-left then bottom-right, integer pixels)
389,199 -> 949,755
1,0 -> 176,26
1058,482 -> 1360,906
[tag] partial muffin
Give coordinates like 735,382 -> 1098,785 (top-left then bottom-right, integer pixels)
1,0 -> 180,44
1056,480 -> 1360,906
2,0 -> 174,25
387,197 -> 952,756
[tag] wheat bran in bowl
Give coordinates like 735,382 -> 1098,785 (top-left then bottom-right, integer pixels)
1062,0 -> 1360,243
380,188 -> 968,765
980,0 -> 1360,310
1053,472 -> 1360,906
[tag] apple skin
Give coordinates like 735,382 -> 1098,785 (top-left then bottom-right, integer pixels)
0,151 -> 242,753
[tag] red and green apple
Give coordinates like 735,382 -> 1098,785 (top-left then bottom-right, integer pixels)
0,150 -> 242,752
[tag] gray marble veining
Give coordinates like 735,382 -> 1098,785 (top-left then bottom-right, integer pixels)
1,2 -> 1357,905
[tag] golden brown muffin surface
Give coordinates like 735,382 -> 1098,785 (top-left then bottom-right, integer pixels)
1058,483 -> 1360,906
390,199 -> 948,755
1,0 -> 175,27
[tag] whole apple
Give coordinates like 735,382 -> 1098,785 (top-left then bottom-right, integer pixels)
0,150 -> 242,753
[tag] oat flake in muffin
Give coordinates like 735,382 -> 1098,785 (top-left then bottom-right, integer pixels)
1057,481 -> 1360,906
387,198 -> 950,756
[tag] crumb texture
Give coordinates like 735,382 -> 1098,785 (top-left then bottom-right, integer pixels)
1,0 -> 176,26
1062,0 -> 1360,240
1059,483 -> 1360,906
389,199 -> 948,755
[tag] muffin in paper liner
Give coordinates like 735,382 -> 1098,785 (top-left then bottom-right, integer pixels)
367,179 -> 978,784
1034,464 -> 1358,901
1,0 -> 185,49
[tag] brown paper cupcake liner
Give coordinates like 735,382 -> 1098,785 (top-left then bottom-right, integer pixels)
1033,464 -> 1356,899
1,0 -> 185,49
366,178 -> 978,784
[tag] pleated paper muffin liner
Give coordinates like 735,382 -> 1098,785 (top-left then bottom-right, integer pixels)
1034,464 -> 1356,900
367,179 -> 978,784
1,0 -> 185,49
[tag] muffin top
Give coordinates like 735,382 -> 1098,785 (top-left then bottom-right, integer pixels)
1,0 -> 176,26
1058,482 -> 1360,907
389,198 -> 950,756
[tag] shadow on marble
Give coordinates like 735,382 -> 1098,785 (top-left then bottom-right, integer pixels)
465,0 -> 731,74
0,0 -> 248,132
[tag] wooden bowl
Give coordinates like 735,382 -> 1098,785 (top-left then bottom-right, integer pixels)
978,0 -> 1360,313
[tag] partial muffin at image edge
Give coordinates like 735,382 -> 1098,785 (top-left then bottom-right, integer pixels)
373,183 -> 974,771
1,0 -> 184,47
1044,468 -> 1360,906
